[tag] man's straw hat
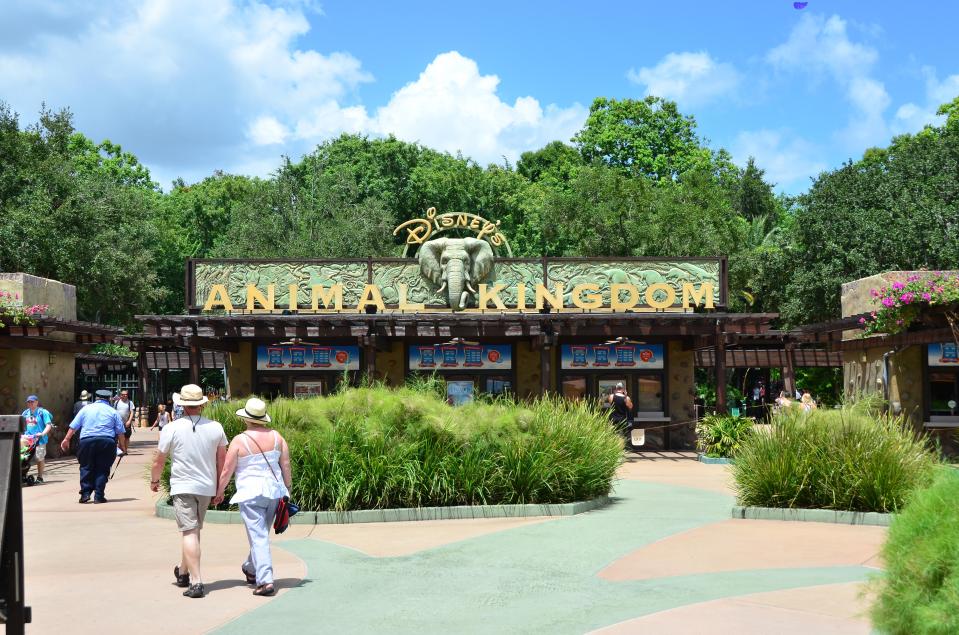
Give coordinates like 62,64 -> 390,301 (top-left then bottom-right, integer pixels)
174,384 -> 208,407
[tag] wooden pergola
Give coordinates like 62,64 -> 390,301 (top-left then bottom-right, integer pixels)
0,317 -> 122,353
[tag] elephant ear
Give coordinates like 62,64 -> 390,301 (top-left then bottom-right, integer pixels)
418,238 -> 447,284
463,238 -> 495,283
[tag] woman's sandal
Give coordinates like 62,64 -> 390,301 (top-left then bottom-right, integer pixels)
242,568 -> 256,585
253,584 -> 275,596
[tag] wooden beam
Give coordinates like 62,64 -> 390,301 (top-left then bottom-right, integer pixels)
188,340 -> 201,384
0,336 -> 92,353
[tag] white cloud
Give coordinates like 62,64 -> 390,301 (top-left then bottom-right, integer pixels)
367,52 -> 586,164
767,14 -> 889,149
893,67 -> 959,133
627,51 -> 741,107
732,129 -> 827,192
0,4 -> 586,187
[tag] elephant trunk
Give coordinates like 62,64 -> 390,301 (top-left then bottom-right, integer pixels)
446,258 -> 466,310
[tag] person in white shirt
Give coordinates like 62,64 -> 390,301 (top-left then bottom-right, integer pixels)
150,384 -> 227,599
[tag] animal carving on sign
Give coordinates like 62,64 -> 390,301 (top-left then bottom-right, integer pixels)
418,237 -> 495,311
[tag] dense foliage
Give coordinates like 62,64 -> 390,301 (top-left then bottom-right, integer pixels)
696,414 -> 754,458
732,402 -> 938,513
871,469 -> 959,634
162,385 -> 623,511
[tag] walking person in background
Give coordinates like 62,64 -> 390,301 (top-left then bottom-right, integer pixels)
800,390 -> 818,412
150,384 -> 227,599
60,389 -> 126,503
73,390 -> 91,417
171,392 -> 184,421
23,395 -> 53,484
151,404 -> 170,431
606,383 -> 633,440
215,397 -> 292,597
114,390 -> 135,452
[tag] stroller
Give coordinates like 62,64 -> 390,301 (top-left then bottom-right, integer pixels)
20,434 -> 38,486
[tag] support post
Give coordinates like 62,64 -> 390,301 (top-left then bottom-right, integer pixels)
188,340 -> 201,385
0,414 -> 31,633
540,335 -> 552,396
783,343 -> 796,397
715,320 -> 727,414
137,344 -> 149,425
363,336 -> 376,384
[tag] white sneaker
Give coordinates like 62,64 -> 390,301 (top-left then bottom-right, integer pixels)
116,448 -> 125,457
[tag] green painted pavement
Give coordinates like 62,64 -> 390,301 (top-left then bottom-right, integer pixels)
216,480 -> 873,634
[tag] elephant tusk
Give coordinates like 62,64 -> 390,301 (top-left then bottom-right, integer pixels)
460,290 -> 470,309
465,281 -> 478,295
437,281 -> 447,295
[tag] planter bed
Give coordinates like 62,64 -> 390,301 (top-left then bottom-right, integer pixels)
731,505 -> 893,526
698,454 -> 733,465
156,495 -> 611,525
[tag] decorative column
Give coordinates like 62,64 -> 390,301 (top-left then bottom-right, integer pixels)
783,342 -> 796,397
188,340 -> 201,385
137,343 -> 150,423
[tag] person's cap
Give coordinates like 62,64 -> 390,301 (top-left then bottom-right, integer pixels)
95,389 -> 113,399
235,397 -> 272,425
175,384 -> 208,407
79,390 -> 90,400
26,394 -> 38,402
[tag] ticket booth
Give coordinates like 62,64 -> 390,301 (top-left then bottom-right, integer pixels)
558,341 -> 669,447
407,342 -> 514,405
254,343 -> 361,399
927,342 -> 959,422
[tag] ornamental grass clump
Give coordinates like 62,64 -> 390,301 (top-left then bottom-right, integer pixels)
696,414 -> 754,458
167,385 -> 622,511
870,469 -> 959,635
732,402 -> 938,513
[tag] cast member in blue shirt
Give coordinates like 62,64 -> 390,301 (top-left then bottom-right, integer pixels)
23,394 -> 53,483
60,389 -> 127,504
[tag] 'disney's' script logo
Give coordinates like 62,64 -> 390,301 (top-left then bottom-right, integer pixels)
393,207 -> 512,257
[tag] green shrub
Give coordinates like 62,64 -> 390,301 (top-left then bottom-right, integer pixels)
871,469 -> 959,634
732,404 -> 938,512
162,385 -> 623,511
696,414 -> 754,458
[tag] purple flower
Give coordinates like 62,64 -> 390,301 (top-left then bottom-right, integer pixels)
892,281 -> 905,290
922,292 -> 932,301
870,288 -> 879,297
901,292 -> 915,304
858,317 -> 866,324
896,319 -> 904,326
907,274 -> 919,282
882,297 -> 896,308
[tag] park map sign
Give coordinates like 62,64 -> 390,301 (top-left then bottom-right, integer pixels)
190,209 -> 724,314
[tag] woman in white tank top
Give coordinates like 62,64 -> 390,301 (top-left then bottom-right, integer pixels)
215,398 -> 292,596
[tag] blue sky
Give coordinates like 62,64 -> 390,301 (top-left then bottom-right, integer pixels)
2,1 -> 957,194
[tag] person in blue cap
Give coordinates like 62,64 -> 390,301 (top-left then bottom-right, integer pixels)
23,394 -> 53,483
60,389 -> 127,504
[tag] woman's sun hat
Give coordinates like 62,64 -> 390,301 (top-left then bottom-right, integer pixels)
235,397 -> 272,425
175,384 -> 208,407
79,390 -> 90,400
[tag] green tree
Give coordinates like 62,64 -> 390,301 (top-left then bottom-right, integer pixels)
781,100 -> 959,325
517,141 -> 584,185
572,96 -> 728,181
732,157 -> 778,220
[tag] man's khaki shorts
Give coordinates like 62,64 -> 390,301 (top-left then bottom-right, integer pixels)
172,494 -> 212,531
34,444 -> 47,462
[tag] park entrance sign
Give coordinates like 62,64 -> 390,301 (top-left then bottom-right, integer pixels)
137,209 -> 773,452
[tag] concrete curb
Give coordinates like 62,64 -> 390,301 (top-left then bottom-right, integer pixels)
731,505 -> 893,526
156,495 -> 611,525
697,454 -> 734,465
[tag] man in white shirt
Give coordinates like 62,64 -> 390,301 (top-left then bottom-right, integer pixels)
150,384 -> 227,599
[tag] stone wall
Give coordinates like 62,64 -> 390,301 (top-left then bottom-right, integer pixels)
227,342 -> 253,398
842,345 -> 924,428
374,342 -> 406,387
667,341 -> 696,449
0,273 -> 78,455
514,341 -> 542,399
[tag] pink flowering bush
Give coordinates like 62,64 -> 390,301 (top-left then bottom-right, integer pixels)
861,273 -> 959,338
0,290 -> 48,328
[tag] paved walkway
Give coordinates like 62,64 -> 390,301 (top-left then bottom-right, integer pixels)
23,434 -> 881,634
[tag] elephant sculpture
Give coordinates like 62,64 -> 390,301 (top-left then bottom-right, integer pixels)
418,237 -> 495,310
